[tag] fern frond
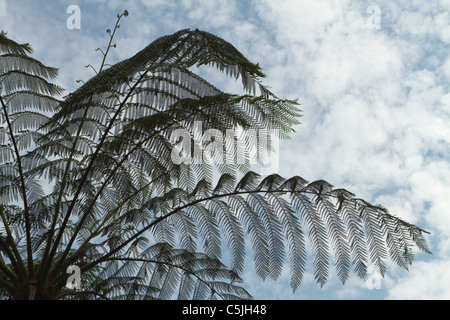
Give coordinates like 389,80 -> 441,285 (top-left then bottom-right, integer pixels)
85,172 -> 430,295
0,31 -> 33,55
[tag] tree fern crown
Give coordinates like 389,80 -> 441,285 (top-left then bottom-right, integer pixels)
0,23 -> 430,300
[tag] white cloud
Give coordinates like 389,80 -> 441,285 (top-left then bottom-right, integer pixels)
443,58 -> 450,79
410,161 -> 450,235
387,260 -> 450,299
181,0 -> 237,28
0,0 -> 7,18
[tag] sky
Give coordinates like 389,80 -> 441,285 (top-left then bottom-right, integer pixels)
1,0 -> 450,300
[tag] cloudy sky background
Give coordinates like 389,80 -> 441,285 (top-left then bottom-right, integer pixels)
1,0 -> 449,300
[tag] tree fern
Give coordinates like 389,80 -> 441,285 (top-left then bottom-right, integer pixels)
0,13 -> 430,300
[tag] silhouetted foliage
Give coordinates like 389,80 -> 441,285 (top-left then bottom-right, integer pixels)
0,13 -> 430,300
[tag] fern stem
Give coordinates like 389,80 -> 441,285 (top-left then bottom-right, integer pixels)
48,71 -> 150,275
0,277 -> 15,293
36,105 -> 91,294
0,95 -> 34,278
0,253 -> 17,283
0,206 -> 27,281
39,13 -> 126,285
0,237 -> 22,282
